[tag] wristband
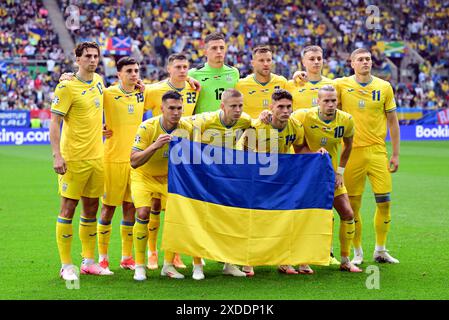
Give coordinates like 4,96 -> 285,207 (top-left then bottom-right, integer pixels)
337,166 -> 345,175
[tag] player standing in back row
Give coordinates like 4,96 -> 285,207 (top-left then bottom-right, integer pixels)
188,32 -> 240,114
336,48 -> 400,265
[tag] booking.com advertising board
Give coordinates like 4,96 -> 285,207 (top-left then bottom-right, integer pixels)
1,125 -> 449,146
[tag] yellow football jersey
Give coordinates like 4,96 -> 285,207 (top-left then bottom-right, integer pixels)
285,76 -> 334,110
238,117 -> 305,153
336,76 -> 396,148
103,85 -> 150,162
144,80 -> 197,117
235,73 -> 287,118
192,110 -> 253,148
292,107 -> 354,169
132,116 -> 192,177
51,73 -> 104,161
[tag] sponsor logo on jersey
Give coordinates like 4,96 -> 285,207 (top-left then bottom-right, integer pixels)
249,90 -> 256,94
134,135 -> 141,143
52,96 -> 60,105
298,89 -> 306,93
114,96 -> 122,100
81,91 -> 87,95
311,125 -> 319,129
321,126 -> 332,133
201,78 -> 209,81
347,89 -> 355,92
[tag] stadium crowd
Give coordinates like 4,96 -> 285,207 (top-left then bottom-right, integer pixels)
0,0 -> 448,112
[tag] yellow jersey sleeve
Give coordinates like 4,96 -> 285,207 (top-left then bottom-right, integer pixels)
51,81 -> 72,116
384,83 -> 396,112
132,123 -> 153,152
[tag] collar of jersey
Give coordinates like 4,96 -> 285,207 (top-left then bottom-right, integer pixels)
219,110 -> 236,129
204,63 -> 225,72
352,75 -> 373,87
309,79 -> 322,85
75,74 -> 93,85
317,109 -> 335,124
253,74 -> 272,86
119,84 -> 134,95
159,117 -> 177,134
167,80 -> 184,92
270,122 -> 286,132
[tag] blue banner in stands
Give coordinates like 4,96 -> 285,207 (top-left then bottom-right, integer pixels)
0,111 -> 30,127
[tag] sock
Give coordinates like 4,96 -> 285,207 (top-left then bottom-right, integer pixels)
339,219 -> 355,258
330,216 -> 335,255
120,220 -> 134,258
56,216 -> 73,265
82,258 -> 95,266
374,200 -> 391,247
97,219 -> 112,257
147,211 -> 160,253
79,216 -> 97,260
133,218 -> 149,265
193,257 -> 202,265
349,195 -> 362,249
340,256 -> 350,264
164,251 -> 175,264
375,245 -> 386,252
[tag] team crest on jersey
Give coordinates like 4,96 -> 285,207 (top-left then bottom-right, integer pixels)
263,99 -> 269,108
226,74 -> 233,82
312,98 -> 318,106
128,105 -> 134,114
94,98 -> 100,108
358,100 -> 366,109
320,137 -> 328,146
163,150 -> 169,158
52,96 -> 60,105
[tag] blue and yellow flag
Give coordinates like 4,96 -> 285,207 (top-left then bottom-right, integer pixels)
162,138 -> 335,266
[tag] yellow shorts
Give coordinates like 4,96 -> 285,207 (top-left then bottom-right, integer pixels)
344,145 -> 392,196
102,162 -> 132,206
58,159 -> 104,200
130,171 -> 167,209
334,184 -> 347,198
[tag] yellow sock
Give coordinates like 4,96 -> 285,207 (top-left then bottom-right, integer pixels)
121,220 -> 134,258
374,201 -> 391,247
339,219 -> 355,257
133,218 -> 148,265
349,196 -> 362,249
164,251 -> 175,264
97,220 -> 112,257
56,216 -> 73,265
147,211 -> 160,253
79,216 -> 97,259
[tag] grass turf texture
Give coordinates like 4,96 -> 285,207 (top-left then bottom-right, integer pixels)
0,141 -> 448,300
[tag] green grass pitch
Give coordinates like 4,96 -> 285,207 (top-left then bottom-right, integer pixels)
0,141 -> 448,300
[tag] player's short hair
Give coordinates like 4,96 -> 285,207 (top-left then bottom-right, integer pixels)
74,42 -> 100,57
252,45 -> 272,58
116,57 -> 139,71
205,32 -> 225,44
221,89 -> 242,102
162,90 -> 183,103
350,48 -> 371,61
301,45 -> 323,59
168,53 -> 188,64
318,85 -> 337,97
272,89 -> 293,102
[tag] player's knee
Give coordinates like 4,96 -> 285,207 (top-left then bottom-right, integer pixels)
137,207 -> 150,220
60,197 -> 78,218
123,202 -> 136,222
151,198 -> 161,212
101,204 -> 115,222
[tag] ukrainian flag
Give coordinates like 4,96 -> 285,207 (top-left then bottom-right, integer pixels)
162,138 -> 335,266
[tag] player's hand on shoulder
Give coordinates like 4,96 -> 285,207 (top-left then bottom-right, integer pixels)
135,79 -> 145,93
153,134 -> 172,149
59,72 -> 74,82
103,124 -> 113,139
187,77 -> 202,92
292,71 -> 308,85
259,110 -> 272,124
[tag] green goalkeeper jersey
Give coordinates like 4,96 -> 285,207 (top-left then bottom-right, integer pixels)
188,63 -> 240,114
